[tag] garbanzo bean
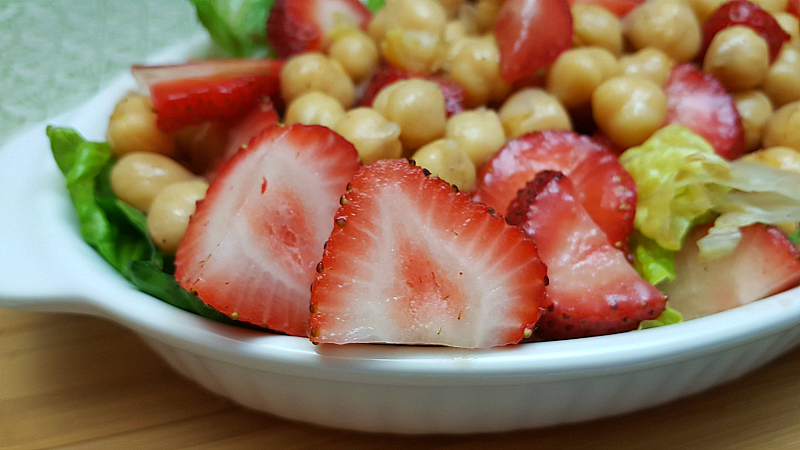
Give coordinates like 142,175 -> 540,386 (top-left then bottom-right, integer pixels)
448,35 -> 512,107
774,12 -> 800,45
763,100 -> 800,151
285,91 -> 346,128
411,139 -> 476,191
107,94 -> 176,158
459,0 -> 504,34
592,76 -> 668,149
370,0 -> 448,74
762,43 -> 800,107
686,0 -> 727,23
625,0 -> 702,62
618,47 -> 675,86
703,26 -> 770,92
328,29 -> 379,83
147,179 -> 209,254
332,107 -> 403,163
438,0 -> 464,18
733,90 -> 774,152
742,146 -> 800,174
445,108 -> 506,168
372,78 -> 447,151
571,4 -> 623,56
498,88 -> 573,139
280,52 -> 355,108
110,152 -> 196,212
546,46 -> 618,110
750,0 -> 788,13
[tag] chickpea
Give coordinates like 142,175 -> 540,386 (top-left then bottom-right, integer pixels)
448,36 -> 512,107
750,0 -> 788,13
742,146 -> 800,174
625,0 -> 702,62
546,47 -> 618,110
571,4 -> 623,56
328,29 -> 379,83
411,139 -> 476,191
285,91 -> 346,128
106,94 -> 176,158
702,26 -> 770,92
332,107 -> 403,163
592,76 -> 668,149
774,13 -> 800,45
147,179 -> 209,255
110,152 -> 196,212
763,101 -> 800,151
445,109 -> 506,168
733,90 -> 774,152
369,0 -> 448,74
686,0 -> 727,23
498,88 -> 573,139
437,0 -> 464,18
762,43 -> 800,108
280,52 -> 355,108
458,0 -> 504,34
618,47 -> 675,87
372,79 -> 447,151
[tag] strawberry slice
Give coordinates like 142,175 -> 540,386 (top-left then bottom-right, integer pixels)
568,0 -> 645,16
790,0 -> 800,18
174,125 -> 360,335
472,130 -> 637,250
267,0 -> 371,58
701,0 -> 790,63
309,159 -> 549,348
495,0 -> 573,83
662,223 -> 800,320
359,64 -> 466,117
132,59 -> 284,132
664,63 -> 746,160
507,171 -> 666,340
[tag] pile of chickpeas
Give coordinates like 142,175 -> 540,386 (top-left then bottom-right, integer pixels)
106,0 -> 800,255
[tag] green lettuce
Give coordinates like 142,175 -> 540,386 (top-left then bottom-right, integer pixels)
638,305 -> 683,330
190,0 -> 277,58
629,231 -> 676,286
47,126 -> 238,325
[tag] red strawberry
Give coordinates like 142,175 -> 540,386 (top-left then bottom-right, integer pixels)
495,0 -> 573,83
132,59 -> 284,132
309,159 -> 549,348
359,64 -> 466,117
701,0 -> 790,63
568,0 -> 645,16
219,99 -> 280,166
790,0 -> 800,18
662,223 -> 800,320
267,0 -> 371,58
664,63 -> 746,160
507,171 -> 666,340
174,125 -> 360,336
472,130 -> 637,250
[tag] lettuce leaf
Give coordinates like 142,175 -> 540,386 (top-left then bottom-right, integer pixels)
47,126 -> 241,325
364,0 -> 386,11
637,305 -> 683,329
619,125 -> 731,251
629,231 -> 676,285
190,0 -> 276,58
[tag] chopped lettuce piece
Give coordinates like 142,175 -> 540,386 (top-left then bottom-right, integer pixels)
364,0 -> 385,11
190,0 -> 276,58
638,305 -> 683,329
629,231 -> 676,285
619,125 -> 731,251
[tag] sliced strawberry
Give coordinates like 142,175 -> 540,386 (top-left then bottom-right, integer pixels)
662,223 -> 800,320
309,159 -> 549,348
495,0 -> 573,83
174,125 -> 360,335
359,64 -> 466,117
701,0 -> 790,63
472,130 -> 637,250
507,171 -> 666,340
790,0 -> 800,18
664,63 -> 746,160
568,0 -> 645,16
132,59 -> 284,132
218,99 -> 280,166
267,0 -> 371,58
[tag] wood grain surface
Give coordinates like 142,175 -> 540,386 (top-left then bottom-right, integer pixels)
2,307 -> 800,449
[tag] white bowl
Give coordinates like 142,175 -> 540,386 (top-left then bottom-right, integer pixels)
2,35 -> 800,434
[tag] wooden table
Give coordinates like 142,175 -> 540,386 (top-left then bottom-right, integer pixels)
2,307 -> 800,449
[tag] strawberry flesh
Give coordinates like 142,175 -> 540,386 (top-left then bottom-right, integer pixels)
174,125 -> 360,336
701,0 -> 790,63
567,0 -> 645,16
662,223 -> 800,320
664,63 -> 746,160
473,130 -> 637,250
507,171 -> 667,340
309,159 -> 549,348
359,64 -> 466,117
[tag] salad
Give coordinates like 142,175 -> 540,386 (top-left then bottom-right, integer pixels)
47,0 -> 800,348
